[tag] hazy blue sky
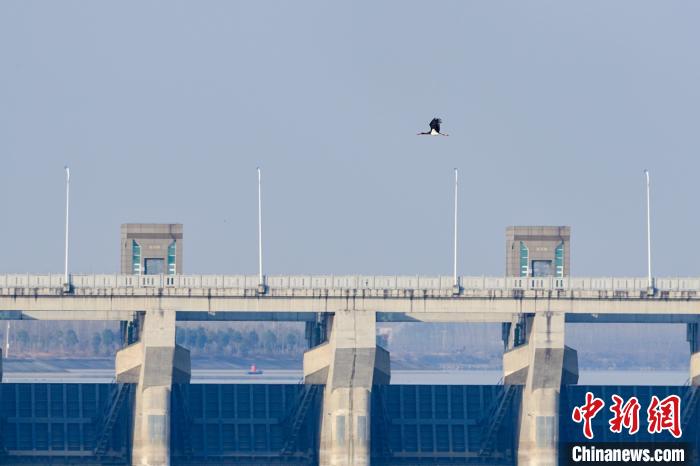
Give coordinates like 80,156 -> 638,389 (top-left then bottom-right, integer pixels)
2,1 -> 699,276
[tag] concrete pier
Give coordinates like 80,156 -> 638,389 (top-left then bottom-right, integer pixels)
303,310 -> 390,466
116,310 -> 190,466
504,312 -> 578,466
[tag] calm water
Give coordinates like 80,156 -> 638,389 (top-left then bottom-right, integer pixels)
2,358 -> 689,386
392,369 -> 688,385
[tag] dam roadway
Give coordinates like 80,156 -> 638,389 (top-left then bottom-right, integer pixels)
2,274 -> 700,323
2,273 -> 700,466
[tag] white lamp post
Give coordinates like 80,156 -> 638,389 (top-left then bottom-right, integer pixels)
452,168 -> 460,294
644,169 -> 654,294
257,167 -> 266,294
63,166 -> 71,292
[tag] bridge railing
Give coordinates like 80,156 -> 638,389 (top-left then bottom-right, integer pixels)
3,274 -> 700,293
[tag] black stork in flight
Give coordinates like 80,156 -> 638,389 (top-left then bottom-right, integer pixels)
417,118 -> 449,136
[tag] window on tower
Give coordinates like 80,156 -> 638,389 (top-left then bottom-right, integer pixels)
532,260 -> 553,277
131,240 -> 141,275
167,241 -> 177,275
144,258 -> 165,275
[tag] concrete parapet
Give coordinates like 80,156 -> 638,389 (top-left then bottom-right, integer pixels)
503,345 -> 529,385
303,310 -> 390,466
116,342 -> 190,384
116,309 -> 190,466
504,330 -> 577,388
303,341 -> 332,385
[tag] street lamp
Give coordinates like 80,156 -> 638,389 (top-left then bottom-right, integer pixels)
63,166 -> 71,292
644,169 -> 654,295
452,168 -> 460,294
257,167 -> 266,294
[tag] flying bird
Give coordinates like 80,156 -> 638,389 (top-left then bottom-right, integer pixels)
418,118 -> 449,136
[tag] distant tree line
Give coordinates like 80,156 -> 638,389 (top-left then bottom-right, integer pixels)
0,321 -> 307,359
175,327 -> 304,357
1,321 -> 687,370
7,325 -> 122,357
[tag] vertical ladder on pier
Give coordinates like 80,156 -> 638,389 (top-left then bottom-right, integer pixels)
0,406 -> 6,457
173,384 -> 194,457
479,383 -> 521,457
373,386 -> 393,456
0,384 -> 5,456
281,384 -> 321,455
94,383 -> 132,456
682,385 -> 699,433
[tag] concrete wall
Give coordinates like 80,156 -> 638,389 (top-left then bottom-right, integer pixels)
304,311 -> 390,466
116,309 -> 190,466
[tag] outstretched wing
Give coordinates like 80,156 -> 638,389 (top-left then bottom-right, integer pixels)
429,118 -> 442,133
